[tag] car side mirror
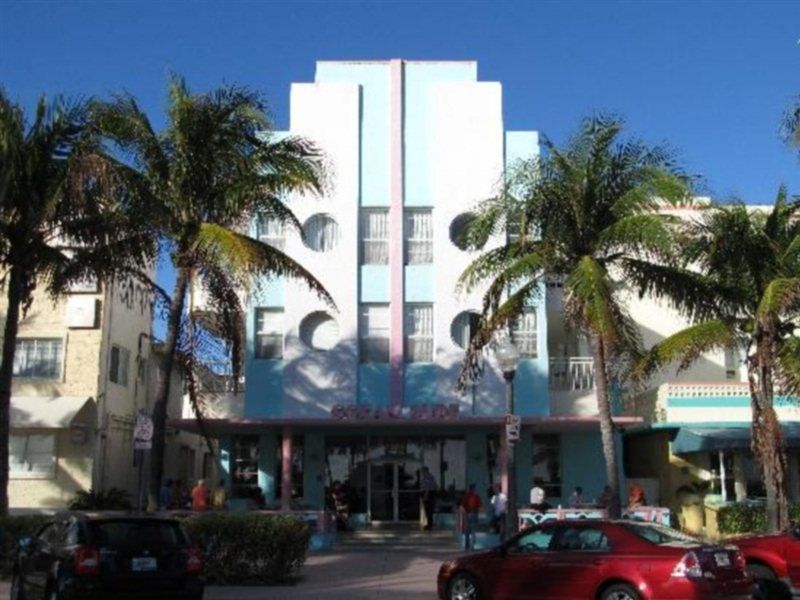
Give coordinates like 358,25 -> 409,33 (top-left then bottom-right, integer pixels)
17,537 -> 32,551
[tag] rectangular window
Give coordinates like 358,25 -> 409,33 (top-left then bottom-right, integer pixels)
256,216 -> 285,250
9,434 -> 56,478
531,434 -> 561,500
255,308 -> 283,359
511,308 -> 538,358
404,209 -> 433,265
404,303 -> 433,363
231,435 -> 259,499
13,339 -> 62,379
360,208 -> 389,265
359,304 -> 390,363
109,344 -> 130,386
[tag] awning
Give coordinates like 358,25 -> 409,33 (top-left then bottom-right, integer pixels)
671,424 -> 800,454
11,396 -> 96,429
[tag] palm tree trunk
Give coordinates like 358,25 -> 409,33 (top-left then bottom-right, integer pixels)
0,265 -> 24,516
147,266 -> 190,510
749,335 -> 789,532
591,335 -> 621,517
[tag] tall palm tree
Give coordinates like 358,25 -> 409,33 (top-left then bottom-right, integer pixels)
91,76 -> 334,508
636,190 -> 800,532
0,90 -> 150,516
457,116 -> 693,516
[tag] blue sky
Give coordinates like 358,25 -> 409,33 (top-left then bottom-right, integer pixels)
2,0 -> 799,335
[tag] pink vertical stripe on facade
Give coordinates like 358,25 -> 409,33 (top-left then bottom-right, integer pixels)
389,59 -> 404,410
281,426 -> 292,510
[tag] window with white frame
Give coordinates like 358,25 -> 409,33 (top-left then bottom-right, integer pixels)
511,308 -> 538,358
109,344 -> 130,386
450,311 -> 481,350
255,308 -> 283,359
9,434 -> 56,478
404,304 -> 433,363
303,214 -> 340,253
360,208 -> 389,265
13,338 -> 62,379
359,304 -> 390,363
256,215 -> 286,250
404,209 -> 433,264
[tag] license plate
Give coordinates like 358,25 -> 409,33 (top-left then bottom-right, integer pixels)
131,557 -> 157,572
714,552 -> 731,567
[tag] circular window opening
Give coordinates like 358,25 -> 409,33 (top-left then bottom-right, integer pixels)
303,214 -> 340,252
450,310 -> 482,350
299,311 -> 340,351
450,213 -> 486,251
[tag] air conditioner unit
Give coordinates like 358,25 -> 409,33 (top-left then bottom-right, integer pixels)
65,297 -> 99,328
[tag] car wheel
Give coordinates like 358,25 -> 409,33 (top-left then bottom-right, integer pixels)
600,583 -> 640,600
749,564 -> 791,600
448,572 -> 481,600
9,573 -> 25,600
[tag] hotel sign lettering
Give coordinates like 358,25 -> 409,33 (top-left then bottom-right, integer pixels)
330,403 -> 460,421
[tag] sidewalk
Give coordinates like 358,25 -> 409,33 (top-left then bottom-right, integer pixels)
0,547 -> 451,599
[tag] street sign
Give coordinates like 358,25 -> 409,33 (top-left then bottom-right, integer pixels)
133,410 -> 153,450
505,414 -> 521,443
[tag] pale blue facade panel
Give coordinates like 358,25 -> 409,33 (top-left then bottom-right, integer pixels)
560,431 -> 614,505
404,363 -> 438,405
513,359 -> 549,416
244,361 -> 283,418
359,265 -> 390,303
357,363 -> 390,407
404,62 -> 477,207
404,264 -> 435,302
316,62 -> 390,206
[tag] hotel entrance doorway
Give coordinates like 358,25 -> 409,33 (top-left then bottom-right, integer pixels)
369,459 -> 421,522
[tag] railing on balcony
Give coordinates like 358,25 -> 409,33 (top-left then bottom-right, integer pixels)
549,357 -> 595,391
194,361 -> 245,394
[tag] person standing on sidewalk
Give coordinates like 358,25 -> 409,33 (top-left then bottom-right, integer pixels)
490,484 -> 508,539
191,479 -> 209,512
461,483 -> 483,550
420,466 -> 437,530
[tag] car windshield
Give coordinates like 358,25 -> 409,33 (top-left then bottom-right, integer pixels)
624,523 -> 699,547
89,520 -> 186,547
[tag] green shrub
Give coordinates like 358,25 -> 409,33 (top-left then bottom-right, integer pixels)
181,513 -> 310,585
0,515 -> 51,579
717,502 -> 800,534
68,488 -> 133,510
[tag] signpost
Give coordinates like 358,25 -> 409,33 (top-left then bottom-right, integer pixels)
133,410 -> 154,510
505,414 -> 521,443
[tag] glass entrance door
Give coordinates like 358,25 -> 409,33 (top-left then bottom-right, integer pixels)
369,460 -> 421,522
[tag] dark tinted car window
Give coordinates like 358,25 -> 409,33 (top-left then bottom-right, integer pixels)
554,527 -> 610,551
507,527 -> 555,554
89,520 -> 186,547
39,523 -> 64,546
625,523 -> 697,547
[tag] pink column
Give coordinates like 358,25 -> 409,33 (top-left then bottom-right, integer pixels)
388,58 -> 405,410
281,426 -> 292,511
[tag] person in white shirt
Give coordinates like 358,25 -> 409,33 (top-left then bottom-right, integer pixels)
490,484 -> 508,539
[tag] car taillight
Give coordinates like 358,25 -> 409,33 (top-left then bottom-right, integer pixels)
75,544 -> 100,575
184,546 -> 202,574
671,551 -> 703,579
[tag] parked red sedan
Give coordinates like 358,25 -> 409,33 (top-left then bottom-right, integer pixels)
733,526 -> 800,599
437,520 -> 754,600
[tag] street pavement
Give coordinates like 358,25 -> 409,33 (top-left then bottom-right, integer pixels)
0,547 -> 452,599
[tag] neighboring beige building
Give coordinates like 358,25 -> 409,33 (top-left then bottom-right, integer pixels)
2,272 -> 207,510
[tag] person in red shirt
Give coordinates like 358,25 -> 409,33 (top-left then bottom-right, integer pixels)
191,479 -> 209,512
460,483 -> 483,550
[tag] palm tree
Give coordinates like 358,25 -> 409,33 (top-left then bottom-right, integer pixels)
0,90 -> 150,516
636,190 -> 800,532
457,116 -> 692,516
91,76 -> 334,508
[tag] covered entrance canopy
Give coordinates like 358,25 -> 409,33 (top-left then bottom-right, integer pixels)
10,396 -> 96,428
670,424 -> 800,455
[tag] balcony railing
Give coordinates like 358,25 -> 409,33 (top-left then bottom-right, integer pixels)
549,357 -> 595,391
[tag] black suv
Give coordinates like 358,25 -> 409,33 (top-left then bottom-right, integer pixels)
10,512 -> 204,599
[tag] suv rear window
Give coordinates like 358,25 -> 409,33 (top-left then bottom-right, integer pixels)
625,523 -> 698,547
89,520 -> 186,547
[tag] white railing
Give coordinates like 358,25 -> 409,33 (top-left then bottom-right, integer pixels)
549,357 -> 595,391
